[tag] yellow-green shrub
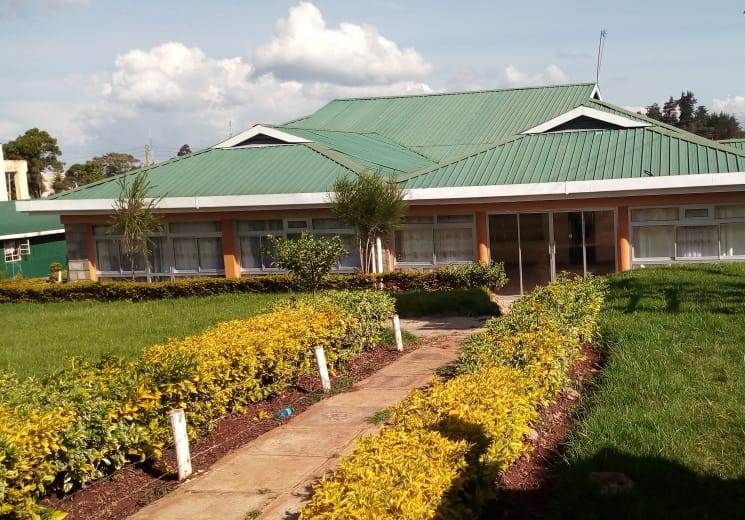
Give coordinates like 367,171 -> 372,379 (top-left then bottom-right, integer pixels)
301,276 -> 606,519
0,291 -> 393,519
301,428 -> 470,520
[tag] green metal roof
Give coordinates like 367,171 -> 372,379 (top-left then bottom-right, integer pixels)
276,128 -> 435,175
402,127 -> 745,189
44,82 -> 745,203
53,145 -> 356,200
281,83 -> 598,161
721,138 -> 745,151
0,201 -> 63,239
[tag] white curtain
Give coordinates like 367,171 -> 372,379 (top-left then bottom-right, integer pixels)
631,207 -> 678,222
395,229 -> 433,263
173,238 -> 199,271
436,228 -> 473,262
720,224 -> 745,257
95,240 -> 121,272
633,226 -> 674,259
198,238 -> 223,270
676,226 -> 718,258
240,236 -> 262,269
715,205 -> 745,219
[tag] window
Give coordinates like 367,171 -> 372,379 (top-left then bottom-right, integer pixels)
93,221 -> 222,279
632,226 -> 675,259
676,226 -> 718,258
631,207 -> 678,222
237,218 -> 360,272
631,204 -> 745,264
395,215 -> 474,265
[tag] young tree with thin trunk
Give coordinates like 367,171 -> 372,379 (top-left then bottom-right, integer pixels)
109,172 -> 163,280
330,171 -> 407,273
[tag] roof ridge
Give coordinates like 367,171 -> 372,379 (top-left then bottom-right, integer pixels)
302,142 -> 369,176
52,147 -> 214,200
330,82 -> 597,103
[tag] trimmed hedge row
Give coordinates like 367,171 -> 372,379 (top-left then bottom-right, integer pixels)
0,263 -> 507,303
0,291 -> 394,519
300,275 -> 606,519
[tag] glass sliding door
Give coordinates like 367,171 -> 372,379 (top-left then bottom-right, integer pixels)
553,211 -> 585,276
519,213 -> 552,291
488,214 -> 521,294
584,210 -> 616,275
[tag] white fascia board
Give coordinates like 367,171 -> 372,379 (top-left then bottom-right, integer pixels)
590,84 -> 602,100
212,125 -> 312,148
405,172 -> 745,204
16,172 -> 745,214
522,106 -> 649,134
0,228 -> 65,241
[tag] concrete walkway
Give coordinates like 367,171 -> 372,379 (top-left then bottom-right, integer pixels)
130,320 -> 478,520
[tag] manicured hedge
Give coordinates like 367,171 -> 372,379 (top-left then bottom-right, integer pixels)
300,275 -> 606,519
0,291 -> 394,519
0,264 -> 507,303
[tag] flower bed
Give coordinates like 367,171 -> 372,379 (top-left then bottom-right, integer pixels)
300,275 -> 606,519
0,264 -> 506,303
0,291 -> 393,519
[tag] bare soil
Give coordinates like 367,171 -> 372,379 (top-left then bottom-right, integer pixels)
44,343 -> 414,520
483,344 -> 603,519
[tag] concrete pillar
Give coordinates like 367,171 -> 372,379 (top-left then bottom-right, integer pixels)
476,211 -> 489,265
617,206 -> 631,272
85,224 -> 98,281
221,219 -> 240,278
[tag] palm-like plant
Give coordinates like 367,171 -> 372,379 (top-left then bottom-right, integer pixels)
330,171 -> 407,273
109,171 -> 163,280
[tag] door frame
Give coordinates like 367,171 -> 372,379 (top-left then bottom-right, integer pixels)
487,207 -> 618,294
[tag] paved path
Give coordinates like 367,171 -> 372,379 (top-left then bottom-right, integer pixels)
130,321 -> 477,520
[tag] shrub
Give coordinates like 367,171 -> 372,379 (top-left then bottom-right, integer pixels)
300,275 -> 606,520
0,263 -> 507,304
0,290 -> 393,518
266,232 -> 347,292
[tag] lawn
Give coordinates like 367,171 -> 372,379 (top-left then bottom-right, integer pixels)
553,263 -> 745,518
0,292 -> 288,376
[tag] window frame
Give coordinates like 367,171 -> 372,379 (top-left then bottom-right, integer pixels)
393,214 -> 476,267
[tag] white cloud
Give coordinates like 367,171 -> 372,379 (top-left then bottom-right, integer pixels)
713,96 -> 745,116
502,64 -> 569,88
254,1 -> 432,85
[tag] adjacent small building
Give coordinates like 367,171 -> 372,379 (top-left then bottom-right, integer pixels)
1,150 -> 66,279
17,82 -> 745,293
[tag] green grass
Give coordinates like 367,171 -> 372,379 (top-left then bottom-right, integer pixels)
0,293 -> 288,377
392,287 -> 500,317
553,263 -> 745,519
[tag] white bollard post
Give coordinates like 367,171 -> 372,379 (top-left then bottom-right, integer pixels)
314,346 -> 332,392
392,314 -> 403,352
168,409 -> 192,481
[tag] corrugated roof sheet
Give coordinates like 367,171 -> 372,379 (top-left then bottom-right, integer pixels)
276,128 -> 434,174
402,127 -> 745,189
721,138 -> 745,151
281,83 -> 598,161
53,145 -> 356,200
0,201 -> 63,238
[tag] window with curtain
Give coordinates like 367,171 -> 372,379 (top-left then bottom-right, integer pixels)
632,226 -> 675,259
676,226 -> 718,258
170,221 -> 223,272
395,228 -> 434,263
721,223 -> 745,257
715,205 -> 745,219
435,227 -> 474,262
631,207 -> 678,222
173,238 -> 199,271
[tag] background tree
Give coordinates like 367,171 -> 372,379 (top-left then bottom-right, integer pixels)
265,232 -> 346,292
109,172 -> 163,280
645,90 -> 745,140
63,152 -> 140,189
177,144 -> 192,156
51,172 -> 67,194
330,171 -> 407,273
2,128 -> 62,198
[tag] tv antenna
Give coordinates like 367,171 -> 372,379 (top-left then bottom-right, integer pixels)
596,29 -> 607,87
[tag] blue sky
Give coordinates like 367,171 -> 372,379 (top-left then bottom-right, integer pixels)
1,0 -> 744,166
